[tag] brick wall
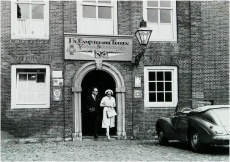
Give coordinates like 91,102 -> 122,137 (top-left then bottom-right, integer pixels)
202,1 -> 229,104
1,1 -> 65,138
121,1 -> 229,139
1,1 -> 229,140
190,1 -> 204,100
129,1 -> 192,139
62,1 -> 135,139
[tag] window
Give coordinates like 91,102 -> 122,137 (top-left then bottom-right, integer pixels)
77,0 -> 117,35
11,65 -> 50,108
143,0 -> 177,41
144,66 -> 178,107
11,0 -> 49,39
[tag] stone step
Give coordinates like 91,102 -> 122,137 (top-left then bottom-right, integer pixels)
82,136 -> 118,141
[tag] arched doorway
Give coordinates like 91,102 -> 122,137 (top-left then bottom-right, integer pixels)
81,70 -> 116,136
72,61 -> 126,141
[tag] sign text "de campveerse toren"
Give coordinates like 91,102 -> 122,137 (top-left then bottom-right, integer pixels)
68,37 -> 130,46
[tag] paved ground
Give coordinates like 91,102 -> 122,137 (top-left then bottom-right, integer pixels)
1,139 -> 229,161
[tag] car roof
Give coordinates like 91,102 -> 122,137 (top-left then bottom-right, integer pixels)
178,98 -> 214,101
191,105 -> 230,113
178,98 -> 214,103
176,98 -> 215,112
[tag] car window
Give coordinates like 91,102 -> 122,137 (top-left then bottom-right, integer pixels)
177,101 -> 192,113
195,101 -> 212,108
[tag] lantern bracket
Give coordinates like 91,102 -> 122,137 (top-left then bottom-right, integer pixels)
132,48 -> 146,67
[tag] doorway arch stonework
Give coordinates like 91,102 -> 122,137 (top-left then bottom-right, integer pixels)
72,61 -> 126,141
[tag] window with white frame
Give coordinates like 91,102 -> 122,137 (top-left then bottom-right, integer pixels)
144,66 -> 178,107
11,65 -> 50,108
11,0 -> 49,39
77,0 -> 117,35
143,0 -> 177,41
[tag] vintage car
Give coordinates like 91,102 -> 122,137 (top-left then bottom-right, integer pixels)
155,99 -> 230,152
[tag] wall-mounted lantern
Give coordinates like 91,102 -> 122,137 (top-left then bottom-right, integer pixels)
132,20 -> 152,67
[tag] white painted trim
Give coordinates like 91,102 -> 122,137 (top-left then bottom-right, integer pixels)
77,0 -> 118,35
45,0 -> 49,39
11,65 -> 50,109
172,0 -> 177,41
11,0 -> 49,39
143,0 -> 177,42
144,66 -> 178,107
72,61 -> 126,140
76,0 -> 81,33
64,33 -> 133,38
113,0 -> 118,35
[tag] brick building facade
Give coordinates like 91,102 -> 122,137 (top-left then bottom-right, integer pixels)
1,1 -> 229,141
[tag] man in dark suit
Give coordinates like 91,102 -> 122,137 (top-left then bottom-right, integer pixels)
85,87 -> 101,138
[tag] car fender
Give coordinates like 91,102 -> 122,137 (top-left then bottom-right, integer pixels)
187,117 -> 212,143
156,117 -> 176,139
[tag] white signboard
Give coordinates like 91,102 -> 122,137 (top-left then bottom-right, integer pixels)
65,34 -> 133,61
135,77 -> 141,87
52,71 -> 62,78
53,79 -> 63,86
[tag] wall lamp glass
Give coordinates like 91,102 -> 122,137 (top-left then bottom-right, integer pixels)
132,20 -> 152,67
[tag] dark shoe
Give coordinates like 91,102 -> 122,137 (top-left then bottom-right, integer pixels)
94,134 -> 98,139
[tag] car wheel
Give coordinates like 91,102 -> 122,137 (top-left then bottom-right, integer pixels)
189,129 -> 206,152
158,130 -> 168,145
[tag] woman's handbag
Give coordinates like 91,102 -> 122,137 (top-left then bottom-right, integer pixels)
107,108 -> 117,118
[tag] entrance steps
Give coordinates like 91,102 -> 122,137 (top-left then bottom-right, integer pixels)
82,136 -> 118,141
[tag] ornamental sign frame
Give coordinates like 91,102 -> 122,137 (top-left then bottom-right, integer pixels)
64,33 -> 133,61
53,89 -> 62,101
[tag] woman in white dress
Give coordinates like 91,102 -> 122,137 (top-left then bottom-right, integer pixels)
100,89 -> 116,140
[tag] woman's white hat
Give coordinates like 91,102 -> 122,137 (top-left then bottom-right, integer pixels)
105,89 -> 113,95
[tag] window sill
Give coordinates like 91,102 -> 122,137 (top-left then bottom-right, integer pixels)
144,107 -> 175,110
11,104 -> 50,108
6,109 -> 50,114
144,103 -> 177,107
11,106 -> 50,109
11,35 -> 49,40
10,38 -> 50,44
149,39 -> 177,43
